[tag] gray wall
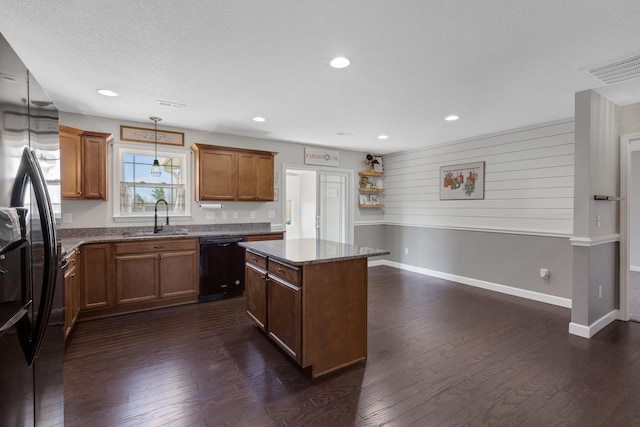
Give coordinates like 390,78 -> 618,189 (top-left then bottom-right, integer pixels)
572,90 -> 619,327
383,225 -> 572,299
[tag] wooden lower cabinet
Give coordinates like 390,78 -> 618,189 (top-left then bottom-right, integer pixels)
267,275 -> 301,362
244,232 -> 284,242
79,243 -> 113,312
245,256 -> 268,330
63,248 -> 80,342
79,238 -> 198,320
159,250 -> 198,298
244,251 -> 367,378
115,253 -> 158,304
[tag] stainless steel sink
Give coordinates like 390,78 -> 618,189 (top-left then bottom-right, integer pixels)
122,229 -> 190,238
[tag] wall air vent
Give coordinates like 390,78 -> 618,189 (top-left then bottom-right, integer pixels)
157,100 -> 187,109
583,53 -> 640,86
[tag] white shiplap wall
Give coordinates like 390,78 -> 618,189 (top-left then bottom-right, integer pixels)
383,119 -> 574,235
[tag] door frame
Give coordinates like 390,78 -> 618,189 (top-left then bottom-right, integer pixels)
282,163 -> 355,244
619,132 -> 640,322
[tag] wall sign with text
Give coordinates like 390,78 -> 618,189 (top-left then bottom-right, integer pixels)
304,147 -> 340,167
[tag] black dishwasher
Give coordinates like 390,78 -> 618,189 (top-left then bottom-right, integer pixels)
199,236 -> 246,302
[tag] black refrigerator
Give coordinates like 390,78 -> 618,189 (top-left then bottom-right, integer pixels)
0,34 -> 64,426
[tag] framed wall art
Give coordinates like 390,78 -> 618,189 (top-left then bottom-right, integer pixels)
120,125 -> 184,146
439,161 -> 485,200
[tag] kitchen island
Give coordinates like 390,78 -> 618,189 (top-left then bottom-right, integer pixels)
239,238 -> 389,378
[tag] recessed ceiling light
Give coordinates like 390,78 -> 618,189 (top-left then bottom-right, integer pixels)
97,89 -> 118,97
330,57 -> 350,69
377,135 -> 389,140
445,115 -> 459,121
336,132 -> 355,136
253,116 -> 266,122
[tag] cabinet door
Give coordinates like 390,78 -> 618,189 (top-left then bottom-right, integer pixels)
80,243 -> 113,310
82,136 -> 107,200
115,253 -> 158,304
268,275 -> 301,362
198,149 -> 237,201
63,264 -> 75,341
245,264 -> 268,330
60,131 -> 82,199
238,153 -> 274,201
254,154 -> 275,201
159,250 -> 197,298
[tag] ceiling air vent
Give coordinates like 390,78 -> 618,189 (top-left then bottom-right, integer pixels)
157,100 -> 187,109
583,53 -> 640,86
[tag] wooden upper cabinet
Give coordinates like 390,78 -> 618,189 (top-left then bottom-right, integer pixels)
60,125 -> 112,200
194,146 -> 238,201
191,143 -> 277,202
82,135 -> 108,199
60,126 -> 83,199
238,152 -> 275,201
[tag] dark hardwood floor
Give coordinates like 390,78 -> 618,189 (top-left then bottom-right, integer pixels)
64,266 -> 640,426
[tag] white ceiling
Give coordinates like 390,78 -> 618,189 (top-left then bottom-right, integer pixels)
1,1 -> 640,155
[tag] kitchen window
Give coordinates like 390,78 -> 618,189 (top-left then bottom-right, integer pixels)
114,146 -> 190,218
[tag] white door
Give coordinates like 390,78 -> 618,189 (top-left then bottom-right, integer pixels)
284,166 -> 352,244
316,171 -> 349,243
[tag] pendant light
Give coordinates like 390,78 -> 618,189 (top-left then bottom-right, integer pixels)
150,116 -> 162,177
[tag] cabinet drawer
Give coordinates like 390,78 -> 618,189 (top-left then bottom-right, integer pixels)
244,233 -> 284,242
245,250 -> 267,269
65,248 -> 78,267
268,259 -> 300,286
115,238 -> 197,254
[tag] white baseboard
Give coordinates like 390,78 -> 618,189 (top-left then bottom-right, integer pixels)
372,260 -> 572,309
568,310 -> 619,338
367,259 -> 386,267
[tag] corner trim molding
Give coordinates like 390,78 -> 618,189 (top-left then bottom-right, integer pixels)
377,260 -> 572,309
568,310 -> 619,338
569,234 -> 620,247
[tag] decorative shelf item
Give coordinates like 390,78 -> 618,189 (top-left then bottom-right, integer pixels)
358,155 -> 384,208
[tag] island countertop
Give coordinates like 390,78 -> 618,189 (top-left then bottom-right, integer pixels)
238,238 -> 389,266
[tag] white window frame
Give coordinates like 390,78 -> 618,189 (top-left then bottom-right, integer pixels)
113,144 -> 191,220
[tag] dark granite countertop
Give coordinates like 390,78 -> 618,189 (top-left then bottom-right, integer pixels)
239,238 -> 390,266
60,223 -> 281,255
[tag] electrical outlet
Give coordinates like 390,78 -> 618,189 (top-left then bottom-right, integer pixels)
404,248 -> 409,255
206,211 -> 215,220
250,211 -> 256,219
221,211 -> 227,220
539,268 -> 549,280
232,211 -> 238,219
62,213 -> 72,224
596,215 -> 601,228
267,210 -> 275,219
599,285 -> 603,298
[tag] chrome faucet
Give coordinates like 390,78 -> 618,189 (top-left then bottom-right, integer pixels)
154,199 -> 169,233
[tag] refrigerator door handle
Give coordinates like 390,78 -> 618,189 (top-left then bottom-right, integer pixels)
10,148 -> 59,366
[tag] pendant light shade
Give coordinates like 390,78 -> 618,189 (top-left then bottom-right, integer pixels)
150,116 -> 162,177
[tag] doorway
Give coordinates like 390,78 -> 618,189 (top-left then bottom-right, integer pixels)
619,133 -> 640,322
284,166 -> 353,244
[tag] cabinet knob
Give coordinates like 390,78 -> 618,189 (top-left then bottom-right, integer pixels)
251,257 -> 257,262
71,272 -> 76,277
277,267 -> 284,272
260,275 -> 266,280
